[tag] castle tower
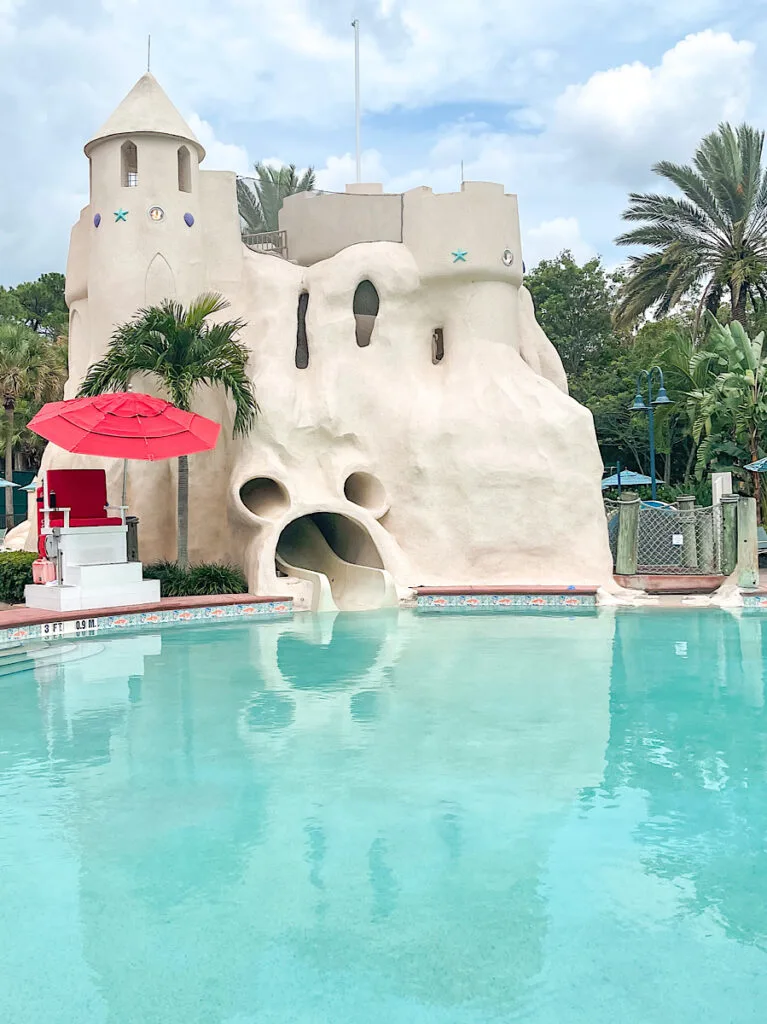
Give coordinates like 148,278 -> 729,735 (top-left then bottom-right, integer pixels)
65,73 -> 208,390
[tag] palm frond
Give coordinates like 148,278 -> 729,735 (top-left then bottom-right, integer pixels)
616,122 -> 767,325
237,161 -> 316,233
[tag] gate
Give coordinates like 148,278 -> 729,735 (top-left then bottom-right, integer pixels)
605,499 -> 724,575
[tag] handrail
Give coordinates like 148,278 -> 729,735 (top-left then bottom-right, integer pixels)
242,229 -> 288,259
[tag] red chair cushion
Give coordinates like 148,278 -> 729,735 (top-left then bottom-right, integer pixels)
46,469 -> 109,520
36,470 -> 121,555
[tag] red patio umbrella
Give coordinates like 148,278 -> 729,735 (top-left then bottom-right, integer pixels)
27,392 -> 221,460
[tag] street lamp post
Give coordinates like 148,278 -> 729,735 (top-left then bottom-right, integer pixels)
630,366 -> 672,502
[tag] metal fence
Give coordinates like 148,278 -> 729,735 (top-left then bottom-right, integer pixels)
605,498 -> 620,564
604,499 -> 724,575
637,504 -> 721,574
242,229 -> 288,259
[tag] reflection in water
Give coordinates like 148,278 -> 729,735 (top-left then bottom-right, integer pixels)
350,688 -> 380,722
436,800 -> 464,862
246,690 -> 296,731
276,611 -> 394,689
369,836 -> 399,921
605,610 -> 767,951
305,819 -> 326,891
4,610 -> 767,1022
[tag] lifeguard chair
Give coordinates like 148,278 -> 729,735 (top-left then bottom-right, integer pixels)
25,468 -> 160,612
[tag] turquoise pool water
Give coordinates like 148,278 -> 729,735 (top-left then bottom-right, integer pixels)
1,609 -> 766,1023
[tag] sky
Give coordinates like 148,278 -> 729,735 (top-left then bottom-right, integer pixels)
0,0 -> 764,285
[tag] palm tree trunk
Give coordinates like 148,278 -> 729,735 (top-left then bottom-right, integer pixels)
731,282 -> 748,327
4,404 -> 14,530
177,454 -> 189,570
684,442 -> 696,485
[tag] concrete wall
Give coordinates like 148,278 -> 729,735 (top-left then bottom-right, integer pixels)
402,182 -> 523,284
279,187 -> 402,266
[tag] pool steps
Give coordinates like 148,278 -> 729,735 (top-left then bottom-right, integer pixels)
0,640 -> 78,677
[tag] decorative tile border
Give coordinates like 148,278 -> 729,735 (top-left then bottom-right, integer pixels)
416,593 -> 596,612
742,594 -> 767,608
0,600 -> 292,646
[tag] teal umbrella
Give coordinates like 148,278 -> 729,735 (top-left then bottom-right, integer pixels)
745,457 -> 767,472
601,470 -> 655,489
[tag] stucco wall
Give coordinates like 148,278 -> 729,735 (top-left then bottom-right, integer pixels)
279,188 -> 402,266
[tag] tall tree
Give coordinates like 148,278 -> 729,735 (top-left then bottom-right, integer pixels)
615,123 -> 767,330
78,293 -> 258,569
0,322 -> 65,527
237,162 -> 316,234
0,272 -> 68,339
526,251 -> 617,375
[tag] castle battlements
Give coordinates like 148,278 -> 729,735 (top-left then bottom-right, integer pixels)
280,180 -> 523,283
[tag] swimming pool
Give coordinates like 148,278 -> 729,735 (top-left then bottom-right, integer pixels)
1,608 -> 766,1023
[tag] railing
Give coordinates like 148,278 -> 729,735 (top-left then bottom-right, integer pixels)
242,230 -> 288,259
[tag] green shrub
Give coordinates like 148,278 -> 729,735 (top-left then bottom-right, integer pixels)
142,559 -> 190,598
655,481 -> 714,506
0,551 -> 37,604
187,562 -> 248,596
143,560 -> 248,598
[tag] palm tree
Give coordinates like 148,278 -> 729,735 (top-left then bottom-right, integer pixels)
78,293 -> 257,569
615,123 -> 767,330
0,322 -> 65,528
237,162 -> 316,234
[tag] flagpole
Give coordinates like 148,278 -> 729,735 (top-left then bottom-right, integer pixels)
352,19 -> 361,183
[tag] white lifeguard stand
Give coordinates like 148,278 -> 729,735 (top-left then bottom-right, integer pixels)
24,469 -> 160,612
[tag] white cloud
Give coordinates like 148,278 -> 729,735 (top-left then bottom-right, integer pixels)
0,2 -> 763,284
554,30 -> 755,182
315,149 -> 389,192
523,217 -> 596,267
188,114 -> 251,175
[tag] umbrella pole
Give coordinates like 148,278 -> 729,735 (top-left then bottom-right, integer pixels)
122,459 -> 128,507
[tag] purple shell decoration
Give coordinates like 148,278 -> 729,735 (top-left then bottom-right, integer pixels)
93,213 -> 101,227
184,212 -> 194,227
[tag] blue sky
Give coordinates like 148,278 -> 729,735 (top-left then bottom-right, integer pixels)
0,0 -> 765,284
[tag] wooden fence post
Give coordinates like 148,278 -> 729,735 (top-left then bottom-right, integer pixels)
698,508 -> 715,574
737,496 -> 759,589
616,492 -> 639,576
721,495 -> 739,576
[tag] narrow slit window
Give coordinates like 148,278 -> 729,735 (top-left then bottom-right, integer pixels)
121,141 -> 138,187
177,145 -> 191,192
432,327 -> 445,364
296,292 -> 309,369
353,280 -> 379,348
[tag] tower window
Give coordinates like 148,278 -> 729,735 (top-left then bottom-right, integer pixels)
432,327 -> 444,364
177,146 -> 191,193
121,141 -> 138,187
353,280 -> 379,348
296,292 -> 309,369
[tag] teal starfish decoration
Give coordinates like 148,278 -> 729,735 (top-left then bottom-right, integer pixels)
114,209 -> 128,222
452,249 -> 468,262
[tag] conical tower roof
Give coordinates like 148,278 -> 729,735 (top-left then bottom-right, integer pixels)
84,73 -> 205,159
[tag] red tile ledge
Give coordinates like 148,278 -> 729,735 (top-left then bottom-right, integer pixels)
0,594 -> 292,630
415,585 -> 599,596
